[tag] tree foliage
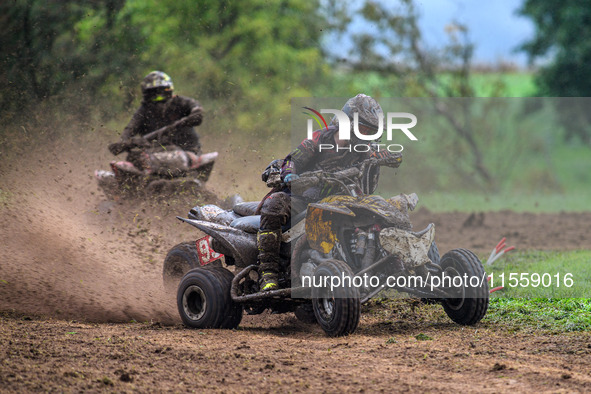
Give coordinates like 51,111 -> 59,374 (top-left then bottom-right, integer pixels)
124,0 -> 326,129
1,0 -> 576,194
324,0 -> 502,189
0,0 -> 146,117
519,0 -> 591,97
324,0 -> 474,97
0,0 -> 326,129
519,0 -> 591,145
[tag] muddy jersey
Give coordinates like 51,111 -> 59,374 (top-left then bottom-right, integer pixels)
281,126 -> 392,199
281,126 -> 364,175
121,95 -> 202,153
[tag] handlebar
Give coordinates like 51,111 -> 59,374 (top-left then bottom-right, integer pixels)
291,154 -> 400,195
108,108 -> 203,156
294,166 -> 360,188
297,154 -> 399,182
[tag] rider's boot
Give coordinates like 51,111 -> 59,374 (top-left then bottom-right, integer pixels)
257,229 -> 282,292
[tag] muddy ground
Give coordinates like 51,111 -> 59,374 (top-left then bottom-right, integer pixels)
2,308 -> 591,393
1,132 -> 591,392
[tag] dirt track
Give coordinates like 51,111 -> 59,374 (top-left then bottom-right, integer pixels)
1,133 -> 591,392
2,308 -> 591,392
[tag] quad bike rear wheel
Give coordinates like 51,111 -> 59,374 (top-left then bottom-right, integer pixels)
163,242 -> 199,294
177,266 -> 241,329
202,265 -> 243,329
440,248 -> 489,325
177,267 -> 227,328
312,259 -> 360,337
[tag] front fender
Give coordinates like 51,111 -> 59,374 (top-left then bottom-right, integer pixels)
177,217 -> 257,268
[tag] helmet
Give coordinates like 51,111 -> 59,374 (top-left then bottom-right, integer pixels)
341,93 -> 383,134
330,94 -> 383,140
141,71 -> 174,102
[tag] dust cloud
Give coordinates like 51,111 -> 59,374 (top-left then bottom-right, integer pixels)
0,127 -> 250,323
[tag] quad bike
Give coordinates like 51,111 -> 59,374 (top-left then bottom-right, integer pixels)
95,121 -> 217,198
164,156 -> 489,336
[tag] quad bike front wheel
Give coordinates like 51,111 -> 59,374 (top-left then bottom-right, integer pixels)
440,248 -> 489,325
311,259 -> 360,337
428,241 -> 441,266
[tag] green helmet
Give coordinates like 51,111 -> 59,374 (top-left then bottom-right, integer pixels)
141,71 -> 174,102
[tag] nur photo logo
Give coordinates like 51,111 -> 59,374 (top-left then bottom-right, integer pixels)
303,106 -> 418,152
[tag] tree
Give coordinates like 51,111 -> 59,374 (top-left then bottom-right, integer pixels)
0,0 -> 327,134
0,0 -> 146,118
125,0 -> 327,131
519,0 -> 591,144
326,0 -> 503,190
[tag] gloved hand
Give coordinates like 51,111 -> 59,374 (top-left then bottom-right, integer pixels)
108,142 -> 126,156
261,159 -> 284,188
370,150 -> 402,168
188,111 -> 203,126
178,108 -> 203,128
283,173 -> 299,186
130,136 -> 150,148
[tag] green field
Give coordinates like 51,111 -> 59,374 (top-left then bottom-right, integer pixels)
469,72 -> 537,97
368,73 -> 591,213
419,72 -> 590,332
486,251 -> 591,298
418,191 -> 590,213
479,250 -> 591,332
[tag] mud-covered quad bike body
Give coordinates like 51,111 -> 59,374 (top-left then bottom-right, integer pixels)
95,122 -> 217,198
95,147 -> 217,198
166,156 -> 489,336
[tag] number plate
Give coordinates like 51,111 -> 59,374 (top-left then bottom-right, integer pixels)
196,235 -> 223,266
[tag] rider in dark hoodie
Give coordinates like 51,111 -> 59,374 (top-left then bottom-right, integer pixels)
111,71 -> 208,177
257,94 -> 402,291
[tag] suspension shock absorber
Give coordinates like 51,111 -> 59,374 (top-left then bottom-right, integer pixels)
361,225 -> 381,270
354,228 -> 367,257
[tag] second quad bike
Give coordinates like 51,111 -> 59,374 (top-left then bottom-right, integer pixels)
95,119 -> 217,198
164,156 -> 489,336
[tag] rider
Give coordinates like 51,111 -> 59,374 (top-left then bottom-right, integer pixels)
257,94 -> 402,291
112,71 -> 206,176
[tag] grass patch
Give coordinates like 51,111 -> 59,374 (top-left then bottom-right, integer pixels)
366,294 -> 591,333
366,250 -> 591,333
484,250 -> 591,332
486,250 -> 591,298
418,191 -> 591,213
485,298 -> 591,332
